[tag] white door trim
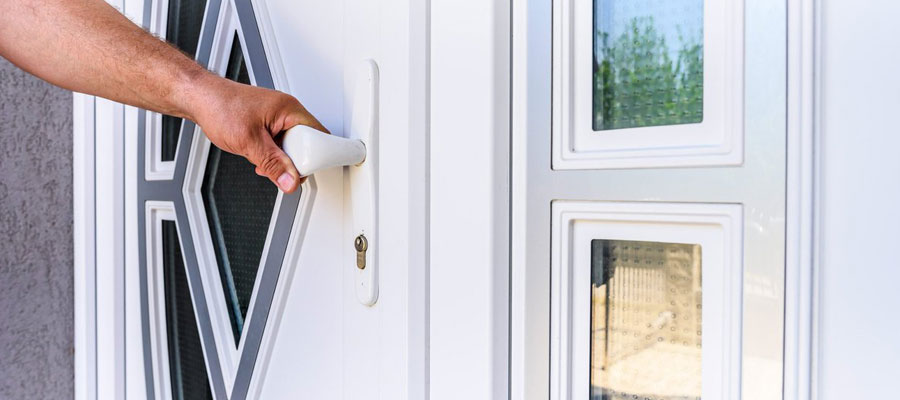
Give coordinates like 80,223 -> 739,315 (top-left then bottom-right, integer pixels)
784,0 -> 820,398
74,2 -> 133,398
73,91 -> 98,400
74,3 -> 138,400
428,0 -> 511,399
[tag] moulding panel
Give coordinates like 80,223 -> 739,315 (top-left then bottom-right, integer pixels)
551,0 -> 744,169
550,201 -> 743,400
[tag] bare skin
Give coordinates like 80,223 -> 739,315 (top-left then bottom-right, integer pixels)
0,0 -> 326,193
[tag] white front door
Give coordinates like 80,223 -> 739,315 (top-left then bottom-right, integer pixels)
77,0 -> 425,399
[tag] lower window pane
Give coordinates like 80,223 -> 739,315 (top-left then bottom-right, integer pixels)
161,115 -> 182,162
590,239 -> 702,399
162,220 -> 214,400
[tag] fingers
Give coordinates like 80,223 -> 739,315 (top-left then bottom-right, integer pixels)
283,104 -> 330,135
233,91 -> 328,193
243,94 -> 325,193
248,134 -> 301,193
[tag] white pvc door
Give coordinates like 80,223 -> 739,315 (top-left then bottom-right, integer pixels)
108,0 -> 420,399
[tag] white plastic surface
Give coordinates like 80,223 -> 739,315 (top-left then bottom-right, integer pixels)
282,125 -> 366,177
348,60 -> 379,306
280,61 -> 378,307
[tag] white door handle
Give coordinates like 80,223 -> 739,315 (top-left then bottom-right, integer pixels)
281,125 -> 366,177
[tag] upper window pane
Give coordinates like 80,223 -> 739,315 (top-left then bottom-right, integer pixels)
166,0 -> 207,58
590,239 -> 702,399
161,0 -> 208,161
592,0 -> 703,131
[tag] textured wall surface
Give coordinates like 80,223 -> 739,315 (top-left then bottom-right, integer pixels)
0,57 -> 74,399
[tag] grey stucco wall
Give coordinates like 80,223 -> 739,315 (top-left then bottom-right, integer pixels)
0,57 -> 74,399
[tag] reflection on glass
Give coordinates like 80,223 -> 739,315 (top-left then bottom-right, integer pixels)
162,220 -> 214,400
161,0 -> 208,161
201,35 -> 280,345
593,0 -> 704,131
590,239 -> 702,400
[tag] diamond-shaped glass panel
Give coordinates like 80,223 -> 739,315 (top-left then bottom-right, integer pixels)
201,35 -> 279,345
161,0 -> 208,161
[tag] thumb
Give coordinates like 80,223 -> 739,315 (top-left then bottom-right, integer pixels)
247,134 -> 301,193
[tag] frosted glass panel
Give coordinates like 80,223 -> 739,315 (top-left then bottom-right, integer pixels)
590,239 -> 702,400
593,0 -> 704,131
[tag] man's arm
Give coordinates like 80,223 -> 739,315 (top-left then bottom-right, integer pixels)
0,0 -> 325,193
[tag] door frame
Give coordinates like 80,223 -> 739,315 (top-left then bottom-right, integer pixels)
74,0 -> 430,399
783,0 -> 820,397
74,0 -> 823,399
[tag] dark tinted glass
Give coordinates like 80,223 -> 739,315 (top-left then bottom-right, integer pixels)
224,34 -> 251,85
201,35 -> 279,345
593,0 -> 704,131
161,115 -> 182,162
161,0 -> 208,161
162,220 -> 214,400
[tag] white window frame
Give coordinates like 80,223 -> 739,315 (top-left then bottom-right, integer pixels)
550,201 -> 742,400
552,0 -> 744,169
143,202 -> 180,400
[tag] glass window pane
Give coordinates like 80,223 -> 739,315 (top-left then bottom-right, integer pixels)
593,0 -> 704,131
201,35 -> 279,345
162,220 -> 214,400
161,115 -> 182,162
590,239 -> 702,399
161,0 -> 208,161
224,34 -> 251,85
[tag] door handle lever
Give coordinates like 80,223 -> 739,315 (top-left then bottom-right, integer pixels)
281,124 -> 366,177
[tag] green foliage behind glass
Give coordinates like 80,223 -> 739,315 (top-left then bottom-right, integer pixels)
593,17 -> 703,131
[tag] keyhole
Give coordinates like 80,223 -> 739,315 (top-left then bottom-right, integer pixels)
354,234 -> 368,270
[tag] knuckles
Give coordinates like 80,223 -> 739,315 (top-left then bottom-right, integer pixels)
254,148 -> 285,178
